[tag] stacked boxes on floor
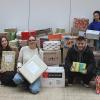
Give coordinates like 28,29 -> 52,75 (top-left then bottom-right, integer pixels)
40,34 -> 65,87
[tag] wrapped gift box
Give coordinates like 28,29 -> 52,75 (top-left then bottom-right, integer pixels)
39,36 -> 48,48
0,51 -> 16,72
43,41 -> 61,50
41,67 -> 65,87
86,30 -> 100,40
48,34 -> 63,41
0,32 -> 9,38
71,62 -> 86,73
4,28 -> 17,40
73,18 -> 89,31
9,39 -> 18,47
21,31 -> 36,40
96,76 -> 100,94
40,49 -> 61,66
19,55 -> 47,84
36,28 -> 52,37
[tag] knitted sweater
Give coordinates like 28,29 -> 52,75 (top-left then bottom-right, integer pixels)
17,46 -> 39,67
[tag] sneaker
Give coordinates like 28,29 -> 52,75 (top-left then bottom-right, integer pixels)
83,84 -> 90,88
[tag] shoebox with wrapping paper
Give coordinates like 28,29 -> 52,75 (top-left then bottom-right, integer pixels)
21,31 -> 36,40
40,49 -> 61,66
96,75 -> 100,94
0,51 -> 16,72
4,28 -> 17,40
71,62 -> 87,74
19,55 -> 47,84
73,18 -> 89,31
86,30 -> 100,40
36,28 -> 52,37
48,34 -> 63,41
41,67 -> 65,87
39,36 -> 48,48
43,41 -> 61,51
9,39 -> 18,48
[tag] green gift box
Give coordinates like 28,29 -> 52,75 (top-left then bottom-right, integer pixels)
79,63 -> 86,74
71,62 -> 86,73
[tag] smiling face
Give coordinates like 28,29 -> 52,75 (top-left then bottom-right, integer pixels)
1,37 -> 8,49
93,12 -> 100,22
28,36 -> 37,49
76,40 -> 86,51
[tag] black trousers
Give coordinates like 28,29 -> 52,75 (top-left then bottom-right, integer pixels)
65,65 -> 95,84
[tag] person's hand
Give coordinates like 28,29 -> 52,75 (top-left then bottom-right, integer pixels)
70,65 -> 75,72
17,66 -> 22,72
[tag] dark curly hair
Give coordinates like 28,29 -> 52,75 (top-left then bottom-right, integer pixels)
93,10 -> 100,21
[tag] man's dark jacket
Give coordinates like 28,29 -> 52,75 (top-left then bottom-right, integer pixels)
65,44 -> 96,73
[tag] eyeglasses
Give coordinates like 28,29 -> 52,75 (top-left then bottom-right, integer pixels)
28,39 -> 36,42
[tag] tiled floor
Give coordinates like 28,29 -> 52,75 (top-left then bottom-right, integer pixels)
0,84 -> 100,100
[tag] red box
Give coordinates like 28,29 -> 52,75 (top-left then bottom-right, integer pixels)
21,31 -> 36,40
96,76 -> 100,94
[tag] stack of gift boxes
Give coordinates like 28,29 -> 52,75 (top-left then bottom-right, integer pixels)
40,34 -> 65,87
71,18 -> 89,36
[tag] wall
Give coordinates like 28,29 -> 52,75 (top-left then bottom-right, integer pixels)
0,0 -> 100,32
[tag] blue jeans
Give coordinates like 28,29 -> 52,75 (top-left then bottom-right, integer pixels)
13,73 -> 41,94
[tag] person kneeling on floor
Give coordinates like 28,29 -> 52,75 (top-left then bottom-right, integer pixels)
65,36 -> 96,88
13,36 -> 41,94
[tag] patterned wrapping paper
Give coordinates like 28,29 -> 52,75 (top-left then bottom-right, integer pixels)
96,76 -> 100,94
0,51 -> 16,72
43,41 -> 61,50
73,18 -> 89,31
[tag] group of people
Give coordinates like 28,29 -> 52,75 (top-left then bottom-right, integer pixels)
0,10 -> 100,94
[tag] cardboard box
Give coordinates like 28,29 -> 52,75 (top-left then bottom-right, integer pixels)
40,49 -> 61,66
0,51 -> 16,72
86,30 -> 100,40
19,55 -> 48,84
41,67 -> 65,87
0,32 -> 9,37
96,76 -> 100,94
43,41 -> 61,50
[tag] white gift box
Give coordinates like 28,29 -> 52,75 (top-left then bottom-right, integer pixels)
43,41 -> 61,50
41,67 -> 65,87
19,55 -> 48,84
86,30 -> 100,40
1,51 -> 16,72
